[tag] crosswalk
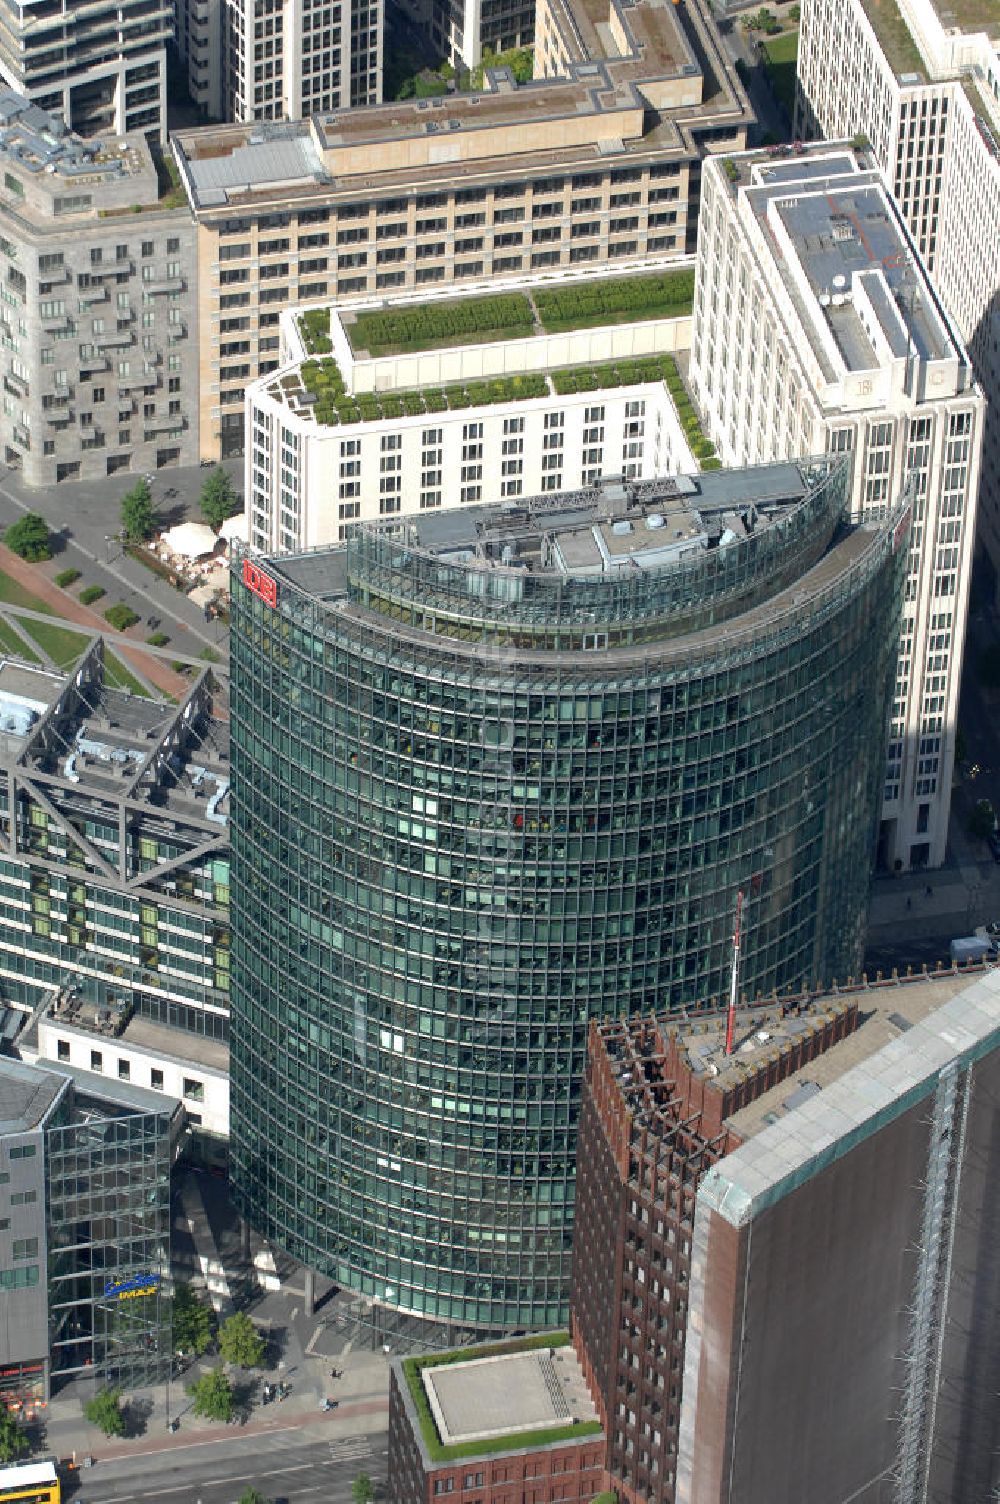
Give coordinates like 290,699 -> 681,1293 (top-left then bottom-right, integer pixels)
328,1434 -> 373,1465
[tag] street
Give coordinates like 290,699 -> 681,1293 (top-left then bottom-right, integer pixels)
70,1426 -> 387,1504
0,464 -> 239,664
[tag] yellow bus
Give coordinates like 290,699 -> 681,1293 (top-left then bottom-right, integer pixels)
0,1461 -> 59,1504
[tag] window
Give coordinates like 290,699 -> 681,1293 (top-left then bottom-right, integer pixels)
12,1239 -> 37,1261
118,1058 -> 131,1081
0,1266 -> 38,1289
183,1077 -> 205,1103
91,1050 -> 103,1072
57,1039 -> 69,1061
151,1068 -> 164,1090
8,1147 -> 33,1162
9,1192 -> 36,1206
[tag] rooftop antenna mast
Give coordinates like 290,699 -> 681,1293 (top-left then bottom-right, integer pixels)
725,890 -> 744,1057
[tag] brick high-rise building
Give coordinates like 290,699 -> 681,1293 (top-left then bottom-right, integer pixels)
569,965 -> 1000,1504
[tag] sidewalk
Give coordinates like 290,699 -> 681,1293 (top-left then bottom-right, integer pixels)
44,1381 -> 388,1467
0,540 -> 189,699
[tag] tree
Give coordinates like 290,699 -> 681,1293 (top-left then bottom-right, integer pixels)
239,1491 -> 269,1504
120,479 -> 156,543
199,466 -> 240,529
0,1407 -> 28,1464
172,1281 -> 214,1357
4,513 -> 51,562
218,1310 -> 266,1368
188,1366 -> 234,1423
84,1386 -> 126,1437
352,1475 -> 374,1504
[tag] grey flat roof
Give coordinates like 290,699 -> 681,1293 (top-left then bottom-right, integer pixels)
422,1344 -> 598,1445
744,159 -> 956,377
0,1056 -> 67,1135
181,131 -> 324,208
700,968 -> 1000,1226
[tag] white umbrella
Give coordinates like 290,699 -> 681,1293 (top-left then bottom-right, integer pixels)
160,521 -> 219,559
220,513 -> 248,543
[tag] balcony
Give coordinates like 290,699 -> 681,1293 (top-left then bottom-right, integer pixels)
144,277 -> 185,295
94,331 -> 133,349
78,285 -> 109,307
79,355 -> 110,374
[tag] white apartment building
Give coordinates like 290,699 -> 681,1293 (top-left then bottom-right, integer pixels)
0,0 -> 170,140
244,276 -> 698,553
690,146 -> 983,873
795,0 -> 1000,589
176,0 -> 383,122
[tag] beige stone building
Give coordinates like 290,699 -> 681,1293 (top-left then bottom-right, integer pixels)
172,0 -> 750,460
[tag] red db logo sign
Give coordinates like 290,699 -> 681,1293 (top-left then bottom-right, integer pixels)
243,558 -> 278,608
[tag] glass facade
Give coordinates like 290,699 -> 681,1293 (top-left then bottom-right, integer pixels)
46,1093 -> 172,1389
229,459 -> 906,1330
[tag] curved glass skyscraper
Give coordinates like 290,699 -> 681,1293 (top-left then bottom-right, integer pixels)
229,459 -> 905,1330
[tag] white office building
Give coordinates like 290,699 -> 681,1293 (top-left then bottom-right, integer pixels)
245,273 -> 700,553
690,145 -> 983,873
176,0 -> 383,122
795,0 -> 1000,591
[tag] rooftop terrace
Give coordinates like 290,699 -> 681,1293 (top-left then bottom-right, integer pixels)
400,1333 -> 603,1462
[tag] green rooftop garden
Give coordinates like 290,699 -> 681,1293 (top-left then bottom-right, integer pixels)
402,1331 -> 603,1463
290,347 -> 719,467
300,307 -> 333,354
305,270 -> 696,364
347,294 -> 535,356
534,269 -> 694,333
297,355 -> 546,424
858,0 -> 925,78
553,353 -> 719,467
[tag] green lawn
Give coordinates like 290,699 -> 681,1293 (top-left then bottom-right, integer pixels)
0,568 -> 54,614
104,652 -> 152,698
18,617 -> 89,670
0,617 -> 40,663
762,29 -> 799,118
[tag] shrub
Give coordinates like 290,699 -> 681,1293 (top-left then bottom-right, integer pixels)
79,585 -> 106,605
147,631 -> 169,647
55,567 -> 81,588
300,307 -> 332,354
535,269 -> 694,332
349,293 -> 534,356
104,604 -> 140,631
5,513 -> 51,561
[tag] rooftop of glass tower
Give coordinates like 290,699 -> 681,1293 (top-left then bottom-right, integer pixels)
265,457 -> 897,653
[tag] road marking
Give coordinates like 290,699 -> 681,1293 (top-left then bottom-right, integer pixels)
91,1460 -> 319,1502
305,1322 -> 323,1354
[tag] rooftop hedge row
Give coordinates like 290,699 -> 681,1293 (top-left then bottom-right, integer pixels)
348,293 -> 535,356
535,269 -> 694,332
